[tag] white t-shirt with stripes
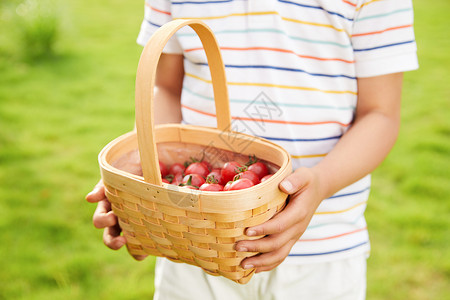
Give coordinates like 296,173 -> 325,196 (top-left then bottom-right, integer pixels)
137,0 -> 418,263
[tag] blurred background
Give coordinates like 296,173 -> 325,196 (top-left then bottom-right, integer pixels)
0,0 -> 448,299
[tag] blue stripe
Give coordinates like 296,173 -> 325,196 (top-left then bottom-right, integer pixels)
194,62 -> 356,79
171,0 -> 353,21
258,135 -> 342,142
146,20 -> 162,28
288,241 -> 368,256
278,0 -> 353,21
354,40 -> 415,52
327,186 -> 371,199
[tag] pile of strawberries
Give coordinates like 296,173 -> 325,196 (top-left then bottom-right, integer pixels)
159,156 -> 272,191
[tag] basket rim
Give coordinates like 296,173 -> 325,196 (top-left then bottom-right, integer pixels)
99,124 -> 292,213
99,123 -> 291,193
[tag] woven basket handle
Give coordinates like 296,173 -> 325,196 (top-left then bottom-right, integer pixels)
135,20 -> 231,185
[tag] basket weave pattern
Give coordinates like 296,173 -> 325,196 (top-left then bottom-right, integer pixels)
105,182 -> 285,281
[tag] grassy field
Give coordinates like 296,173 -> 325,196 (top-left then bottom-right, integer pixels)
0,0 -> 448,299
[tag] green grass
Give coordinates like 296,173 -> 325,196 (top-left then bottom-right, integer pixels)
0,0 -> 449,299
364,1 -> 450,299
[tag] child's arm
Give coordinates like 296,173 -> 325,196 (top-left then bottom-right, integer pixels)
86,53 -> 184,258
152,53 -> 184,125
236,72 -> 404,273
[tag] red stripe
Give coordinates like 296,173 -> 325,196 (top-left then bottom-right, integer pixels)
299,227 -> 368,242
181,104 -> 350,127
145,3 -> 171,15
352,24 -> 413,37
185,46 -> 354,64
342,0 -> 356,7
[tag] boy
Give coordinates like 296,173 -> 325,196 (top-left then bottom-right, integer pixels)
87,0 -> 418,298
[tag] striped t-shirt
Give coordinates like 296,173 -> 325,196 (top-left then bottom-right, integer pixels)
137,0 -> 418,263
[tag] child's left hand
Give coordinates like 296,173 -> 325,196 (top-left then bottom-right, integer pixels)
235,73 -> 404,273
235,167 -> 325,273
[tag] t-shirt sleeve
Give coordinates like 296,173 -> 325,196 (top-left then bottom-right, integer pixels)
352,0 -> 419,78
136,0 -> 183,54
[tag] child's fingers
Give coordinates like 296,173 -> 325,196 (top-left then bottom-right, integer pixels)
279,167 -> 313,195
93,199 -> 117,229
131,254 -> 148,261
85,180 -> 106,203
254,262 -> 282,273
243,196 -> 307,238
103,226 -> 148,260
240,239 -> 294,272
103,224 -> 126,250
237,223 -> 300,254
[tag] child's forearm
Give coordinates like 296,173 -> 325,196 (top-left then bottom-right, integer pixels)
154,53 -> 184,125
134,53 -> 184,129
313,110 -> 400,199
312,72 -> 404,200
153,85 -> 183,125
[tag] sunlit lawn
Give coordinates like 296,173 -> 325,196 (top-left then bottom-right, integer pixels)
0,0 -> 448,299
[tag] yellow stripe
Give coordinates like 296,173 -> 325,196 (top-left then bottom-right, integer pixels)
281,16 -> 344,32
176,11 -> 344,32
291,153 -> 327,159
356,0 -> 383,11
314,201 -> 367,215
186,73 -> 357,95
177,11 -> 272,20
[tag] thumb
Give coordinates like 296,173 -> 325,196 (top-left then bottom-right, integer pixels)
279,167 -> 313,195
86,180 -> 106,203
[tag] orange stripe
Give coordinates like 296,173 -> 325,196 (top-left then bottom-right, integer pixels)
300,227 -> 367,242
343,0 -> 356,7
182,104 -> 216,118
181,104 -> 350,127
352,24 -> 413,37
185,46 -> 355,64
145,2 -> 171,15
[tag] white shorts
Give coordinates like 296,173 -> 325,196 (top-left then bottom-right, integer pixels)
153,254 -> 367,300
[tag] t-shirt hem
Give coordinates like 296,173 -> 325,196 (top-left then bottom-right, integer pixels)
355,51 -> 419,78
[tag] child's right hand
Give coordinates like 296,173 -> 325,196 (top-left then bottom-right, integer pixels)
85,52 -> 183,261
86,180 -> 147,261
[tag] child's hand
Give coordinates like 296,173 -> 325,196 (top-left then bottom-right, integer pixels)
234,73 -> 404,273
235,167 -> 324,273
85,180 -> 147,261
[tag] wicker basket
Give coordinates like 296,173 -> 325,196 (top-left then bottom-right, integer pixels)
99,19 -> 292,284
